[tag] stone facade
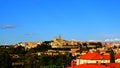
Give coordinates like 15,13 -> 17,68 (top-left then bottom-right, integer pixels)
16,42 -> 43,49
50,35 -> 79,48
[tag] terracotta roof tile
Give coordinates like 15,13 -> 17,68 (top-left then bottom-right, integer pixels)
78,52 -> 120,60
106,63 -> 120,68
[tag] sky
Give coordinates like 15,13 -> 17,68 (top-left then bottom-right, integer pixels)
0,0 -> 120,45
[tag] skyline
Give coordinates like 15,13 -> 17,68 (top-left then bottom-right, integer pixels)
0,0 -> 120,45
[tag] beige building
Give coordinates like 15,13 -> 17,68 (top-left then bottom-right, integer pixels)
16,42 -> 43,49
50,35 -> 79,48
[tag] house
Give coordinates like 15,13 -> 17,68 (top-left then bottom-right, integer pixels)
70,60 -> 109,68
68,59 -> 120,68
76,52 -> 120,65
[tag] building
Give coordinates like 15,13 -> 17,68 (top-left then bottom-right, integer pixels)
69,60 -> 120,68
50,35 -> 79,48
72,64 -> 109,68
16,42 -> 43,49
76,52 -> 120,65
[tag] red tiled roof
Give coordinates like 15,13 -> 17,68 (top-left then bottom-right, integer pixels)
102,55 -> 110,60
79,52 -> 101,60
115,54 -> 120,59
74,64 -> 109,68
106,63 -> 120,68
78,52 -> 120,60
102,54 -> 120,60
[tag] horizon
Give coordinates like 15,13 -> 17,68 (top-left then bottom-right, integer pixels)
1,36 -> 120,45
1,0 -> 120,45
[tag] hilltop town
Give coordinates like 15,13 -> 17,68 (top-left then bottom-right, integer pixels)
1,35 -> 120,68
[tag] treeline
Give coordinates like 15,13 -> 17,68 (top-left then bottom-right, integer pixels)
22,54 -> 73,68
0,43 -> 73,68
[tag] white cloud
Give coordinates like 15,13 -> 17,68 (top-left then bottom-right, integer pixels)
88,40 -> 102,42
1,24 -> 15,29
104,38 -> 120,42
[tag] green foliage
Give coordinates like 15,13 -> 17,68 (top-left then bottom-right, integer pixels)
0,44 -> 73,67
8,46 -> 26,55
37,53 -> 73,66
110,49 -> 115,63
29,44 -> 51,52
113,46 -> 117,49
0,51 -> 12,68
52,48 -> 70,50
24,53 -> 71,68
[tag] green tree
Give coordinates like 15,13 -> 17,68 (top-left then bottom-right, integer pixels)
38,54 -> 73,67
24,55 -> 39,68
110,49 -> 115,63
8,46 -> 26,55
0,51 -> 12,68
33,44 -> 51,52
15,46 -> 26,54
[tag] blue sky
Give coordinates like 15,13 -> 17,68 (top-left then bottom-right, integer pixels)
0,0 -> 120,44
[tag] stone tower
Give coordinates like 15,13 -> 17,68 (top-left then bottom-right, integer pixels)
58,35 -> 62,40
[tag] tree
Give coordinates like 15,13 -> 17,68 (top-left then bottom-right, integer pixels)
0,51 -> 12,68
15,46 -> 26,54
110,49 -> 115,63
8,46 -> 26,55
33,44 -> 51,52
